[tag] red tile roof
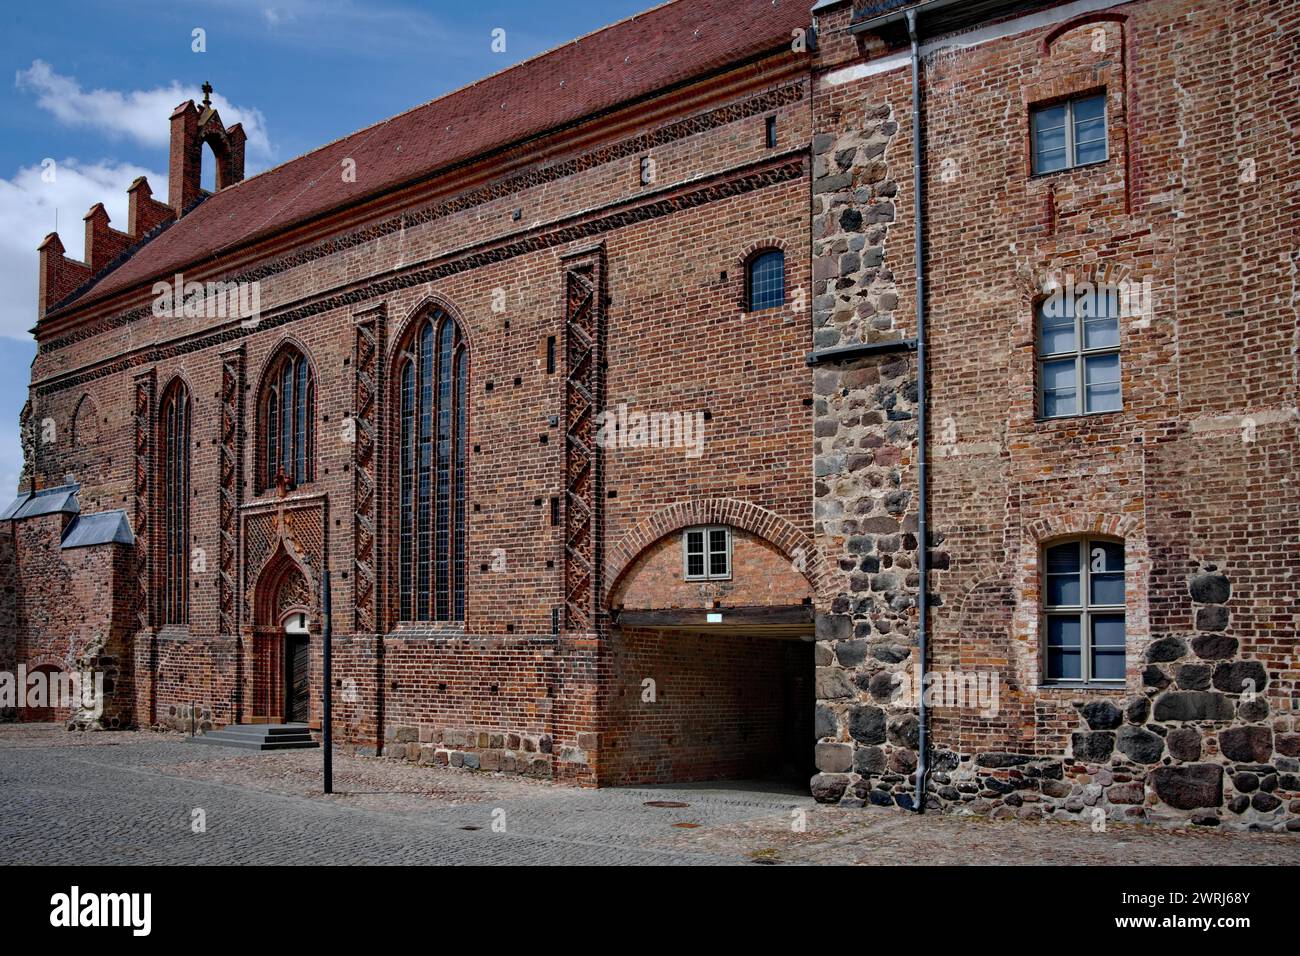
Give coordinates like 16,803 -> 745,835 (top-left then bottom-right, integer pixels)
55,0 -> 808,314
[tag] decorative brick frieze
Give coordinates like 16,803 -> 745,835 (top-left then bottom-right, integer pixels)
351,304 -> 385,635
131,369 -> 155,633
561,246 -> 605,635
34,156 -> 806,400
217,346 -> 244,637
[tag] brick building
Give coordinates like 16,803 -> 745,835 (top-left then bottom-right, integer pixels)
3,0 -> 1297,830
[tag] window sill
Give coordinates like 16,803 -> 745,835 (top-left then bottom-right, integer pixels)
1034,409 -> 1124,425
1029,157 -> 1110,180
1037,681 -> 1126,692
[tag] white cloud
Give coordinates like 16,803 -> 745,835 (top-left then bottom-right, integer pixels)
15,60 -> 273,160
0,158 -> 166,340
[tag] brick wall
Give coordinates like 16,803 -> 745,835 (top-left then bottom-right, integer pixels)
18,38 -> 818,787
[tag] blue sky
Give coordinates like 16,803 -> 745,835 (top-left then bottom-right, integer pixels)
0,0 -> 653,494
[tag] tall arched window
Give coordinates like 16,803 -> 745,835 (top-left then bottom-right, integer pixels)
396,310 -> 467,622
258,345 -> 316,491
746,248 -> 785,311
159,379 -> 191,625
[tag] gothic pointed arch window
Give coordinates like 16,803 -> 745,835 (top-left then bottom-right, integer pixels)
159,379 -> 191,625
257,344 -> 316,491
395,308 -> 468,622
72,393 -> 101,448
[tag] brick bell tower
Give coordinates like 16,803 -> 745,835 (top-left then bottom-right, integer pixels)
36,82 -> 248,320
168,81 -> 247,215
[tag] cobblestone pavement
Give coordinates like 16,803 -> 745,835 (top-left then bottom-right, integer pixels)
2,724 -> 1297,865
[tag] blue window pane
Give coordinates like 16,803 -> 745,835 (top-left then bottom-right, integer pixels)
1042,358 -> 1078,417
1072,95 -> 1106,123
1084,315 -> 1120,349
1092,614 -> 1126,680
1047,614 -> 1081,648
1036,148 -> 1068,174
1074,116 -> 1106,142
1092,648 -> 1125,680
1046,542 -> 1082,606
1047,614 -> 1082,680
1040,288 -> 1074,319
1091,539 -> 1124,572
748,250 -> 784,310
1043,358 -> 1077,391
1047,615 -> 1082,680
1085,354 -> 1122,412
1088,540 -> 1125,605
1090,573 -> 1124,606
1048,648 -> 1082,680
1092,613 -> 1125,647
1047,573 -> 1081,606
1072,96 -> 1107,164
1046,542 -> 1080,574
1075,137 -> 1108,165
1040,310 -> 1076,354
1032,104 -> 1067,173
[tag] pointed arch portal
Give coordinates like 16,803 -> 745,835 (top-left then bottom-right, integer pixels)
249,543 -> 315,723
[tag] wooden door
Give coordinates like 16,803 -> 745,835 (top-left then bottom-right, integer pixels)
286,636 -> 310,723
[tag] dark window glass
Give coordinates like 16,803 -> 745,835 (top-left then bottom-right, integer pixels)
1044,538 -> 1125,682
684,526 -> 730,580
1031,94 -> 1107,174
684,530 -> 705,578
260,347 -> 315,489
747,249 -> 784,311
1037,285 -> 1122,419
397,312 -> 468,622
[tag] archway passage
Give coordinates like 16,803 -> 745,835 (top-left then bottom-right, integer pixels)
603,524 -> 817,787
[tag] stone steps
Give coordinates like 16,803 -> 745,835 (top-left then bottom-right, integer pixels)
190,723 -> 319,751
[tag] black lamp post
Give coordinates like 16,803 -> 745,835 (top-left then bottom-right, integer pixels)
322,568 -> 332,794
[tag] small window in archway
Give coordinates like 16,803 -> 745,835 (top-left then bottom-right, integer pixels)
746,249 -> 784,311
683,526 -> 731,581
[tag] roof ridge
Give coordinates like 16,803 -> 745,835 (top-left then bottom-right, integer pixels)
201,0 -> 685,201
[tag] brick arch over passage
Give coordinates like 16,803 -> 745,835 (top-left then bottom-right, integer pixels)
604,498 -> 833,605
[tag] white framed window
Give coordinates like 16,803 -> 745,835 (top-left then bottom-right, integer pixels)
683,526 -> 731,581
1031,93 -> 1107,175
1043,538 -> 1125,684
1037,285 -> 1122,418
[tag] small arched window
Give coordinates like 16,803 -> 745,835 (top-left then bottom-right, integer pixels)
396,310 -> 467,622
159,379 -> 191,625
1043,537 -> 1125,683
746,249 -> 785,311
258,346 -> 316,491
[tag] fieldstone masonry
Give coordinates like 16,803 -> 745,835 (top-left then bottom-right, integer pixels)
918,569 -> 1297,831
811,105 -> 902,349
809,100 -> 943,810
380,723 -> 593,779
